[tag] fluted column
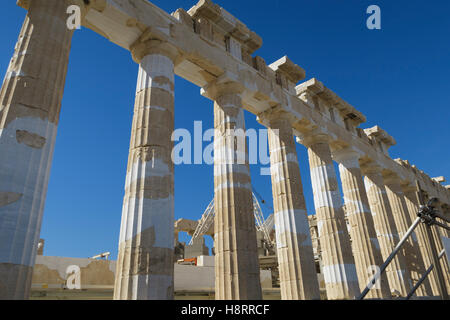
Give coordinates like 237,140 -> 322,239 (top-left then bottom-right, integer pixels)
383,175 -> 431,296
203,80 -> 262,300
442,206 -> 450,238
362,165 -> 412,296
430,227 -> 450,293
333,149 -> 391,299
402,185 -> 438,296
0,0 -> 74,299
266,115 -> 320,300
303,135 -> 358,299
114,40 -> 178,300
430,203 -> 450,292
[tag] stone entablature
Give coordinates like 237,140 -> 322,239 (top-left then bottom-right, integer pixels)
53,0 -> 448,205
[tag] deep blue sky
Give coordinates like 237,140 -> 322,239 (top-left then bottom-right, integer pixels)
1,1 -> 449,259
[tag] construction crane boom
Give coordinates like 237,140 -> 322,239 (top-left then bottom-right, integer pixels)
189,193 -> 273,247
189,199 -> 214,244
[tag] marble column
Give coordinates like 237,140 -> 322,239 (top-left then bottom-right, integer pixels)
333,149 -> 391,299
206,83 -> 262,300
383,175 -> 430,296
430,203 -> 450,292
362,165 -> 412,296
0,0 -> 74,299
266,115 -> 320,300
430,226 -> 450,293
303,135 -> 359,299
114,40 -> 178,300
402,185 -> 437,296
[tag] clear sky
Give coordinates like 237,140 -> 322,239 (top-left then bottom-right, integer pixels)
0,0 -> 449,259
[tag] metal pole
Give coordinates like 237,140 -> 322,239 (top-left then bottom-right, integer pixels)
406,249 -> 445,300
424,224 -> 449,300
357,217 -> 422,300
433,220 -> 450,232
433,211 -> 450,224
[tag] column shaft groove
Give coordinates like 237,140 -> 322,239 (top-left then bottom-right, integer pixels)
213,93 -> 262,300
334,150 -> 391,299
363,169 -> 412,296
0,0 -> 73,300
114,52 -> 175,300
268,119 -> 320,300
307,139 -> 359,299
402,189 -> 437,296
384,178 -> 431,296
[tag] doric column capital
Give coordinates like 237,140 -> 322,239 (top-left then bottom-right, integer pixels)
200,71 -> 244,101
130,32 -> 180,64
361,163 -> 383,176
256,106 -> 292,127
401,183 -> 419,195
297,132 -> 330,148
382,172 -> 401,186
332,147 -> 361,165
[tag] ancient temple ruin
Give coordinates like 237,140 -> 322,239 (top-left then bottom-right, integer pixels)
0,0 -> 449,300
